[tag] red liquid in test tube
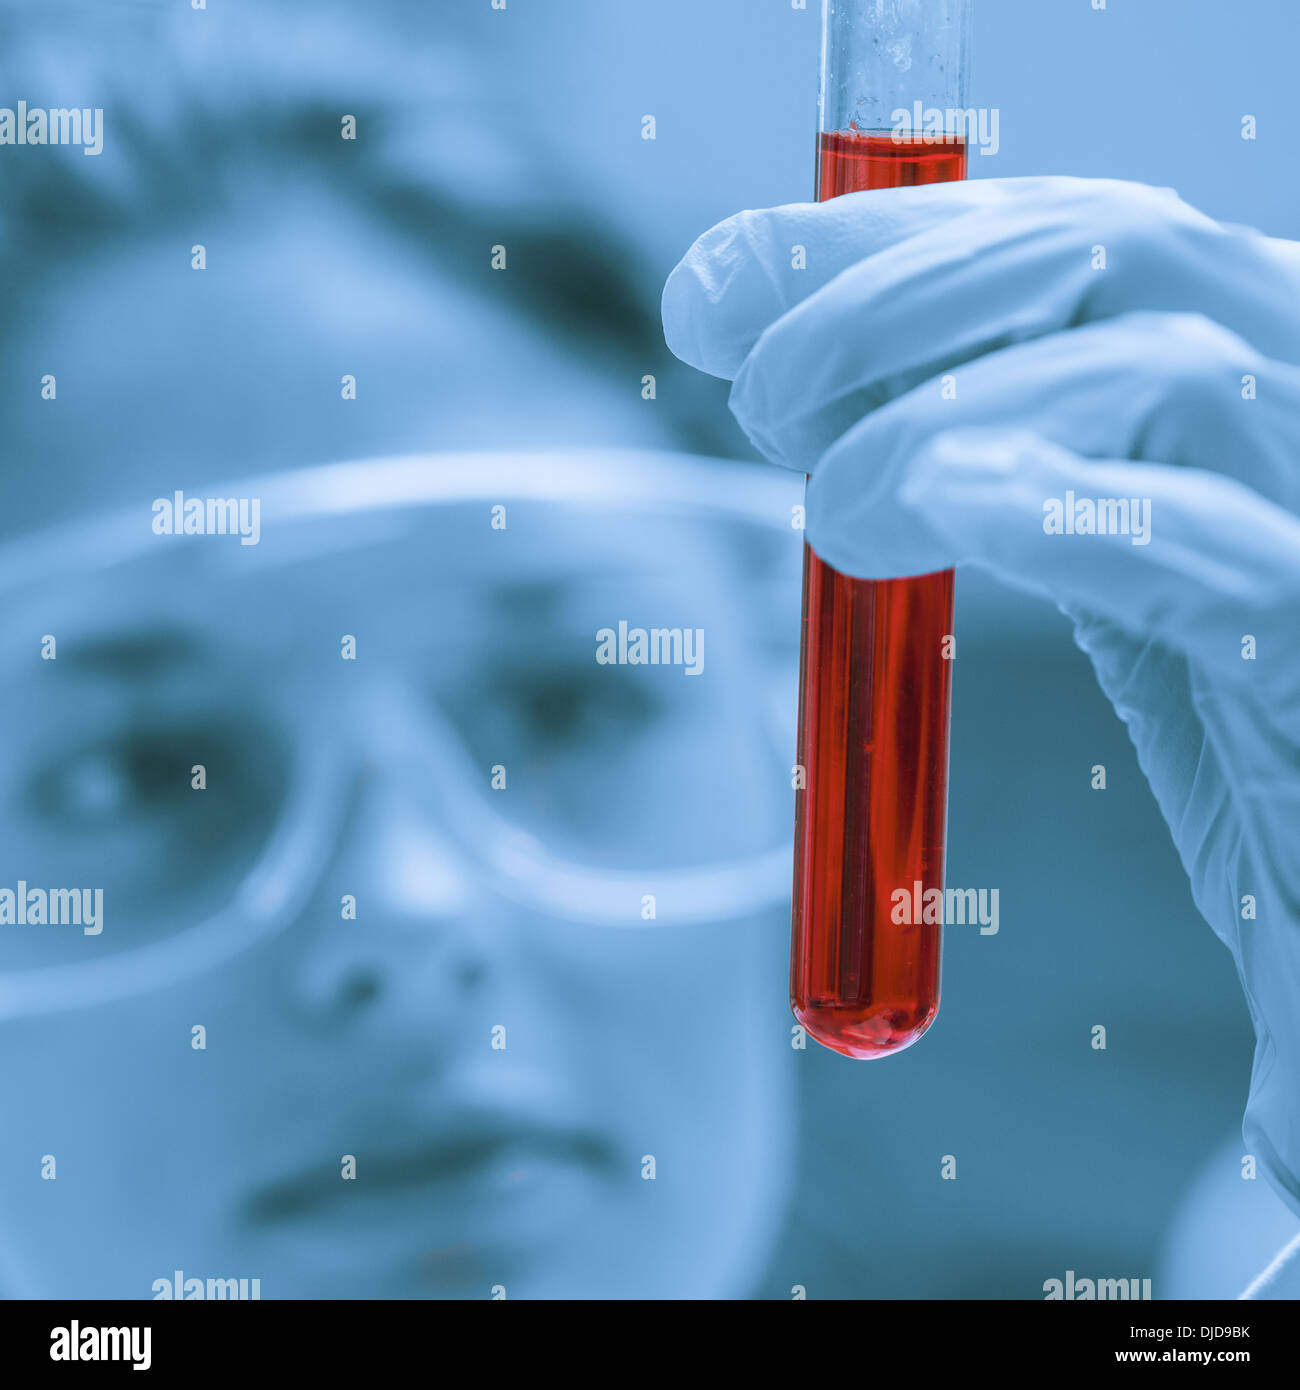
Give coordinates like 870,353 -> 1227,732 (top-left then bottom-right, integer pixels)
790,132 -> 966,1059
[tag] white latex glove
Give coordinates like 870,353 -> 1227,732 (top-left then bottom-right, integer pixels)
665,178 -> 1300,1293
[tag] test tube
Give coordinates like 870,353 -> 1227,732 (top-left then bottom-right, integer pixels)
791,0 -> 971,1059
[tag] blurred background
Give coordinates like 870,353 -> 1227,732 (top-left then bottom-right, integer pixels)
0,0 -> 1296,1299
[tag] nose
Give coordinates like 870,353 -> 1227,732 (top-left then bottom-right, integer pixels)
278,766 -> 502,1031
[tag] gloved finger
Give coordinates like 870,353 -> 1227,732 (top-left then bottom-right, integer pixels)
1245,1021 -> 1300,1217
1070,612 -> 1300,1225
1065,612 -> 1294,978
1075,644 -> 1300,1225
845,428 -> 1300,718
880,430 -> 1300,1213
1061,616 -> 1231,924
1241,1234 -> 1300,1299
662,176 -> 1300,404
663,176 -> 1020,379
723,190 -> 1300,470
804,311 -> 1300,577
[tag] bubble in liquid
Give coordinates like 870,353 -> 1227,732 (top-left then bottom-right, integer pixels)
884,35 -> 914,73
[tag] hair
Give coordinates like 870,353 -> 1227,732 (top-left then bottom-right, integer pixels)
0,0 -> 737,452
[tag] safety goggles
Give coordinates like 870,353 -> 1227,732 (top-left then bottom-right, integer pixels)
0,449 -> 803,1017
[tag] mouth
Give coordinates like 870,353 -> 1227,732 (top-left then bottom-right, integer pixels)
242,1120 -> 614,1230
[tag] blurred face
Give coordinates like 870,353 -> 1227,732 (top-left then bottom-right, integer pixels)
0,184 -> 685,528
0,196 -> 798,1298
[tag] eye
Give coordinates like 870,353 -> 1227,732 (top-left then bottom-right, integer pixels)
29,734 -> 193,828
519,676 -> 591,742
520,667 -> 660,743
464,664 -> 664,754
23,719 -> 288,837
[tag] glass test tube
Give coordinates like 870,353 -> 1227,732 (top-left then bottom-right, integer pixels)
790,0 -> 971,1059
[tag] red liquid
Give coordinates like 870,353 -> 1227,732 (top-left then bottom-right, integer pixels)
790,133 -> 965,1059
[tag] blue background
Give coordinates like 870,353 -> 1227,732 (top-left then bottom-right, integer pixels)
0,0 -> 1296,1299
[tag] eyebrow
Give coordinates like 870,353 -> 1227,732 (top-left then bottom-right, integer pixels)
485,580 -> 574,620
484,568 -> 664,607
61,625 -> 205,678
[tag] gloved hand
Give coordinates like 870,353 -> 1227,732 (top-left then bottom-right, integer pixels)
663,177 -> 1300,1260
